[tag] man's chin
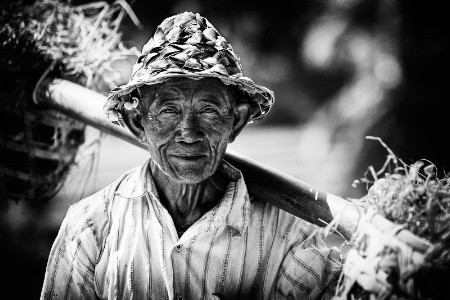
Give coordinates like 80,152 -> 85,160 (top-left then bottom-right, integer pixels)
170,171 -> 212,184
167,158 -> 216,183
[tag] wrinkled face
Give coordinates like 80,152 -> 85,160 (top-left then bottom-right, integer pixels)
138,78 -> 236,183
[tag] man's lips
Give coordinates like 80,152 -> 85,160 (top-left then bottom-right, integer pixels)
169,153 -> 207,160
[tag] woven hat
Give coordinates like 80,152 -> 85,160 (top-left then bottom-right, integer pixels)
105,12 -> 274,123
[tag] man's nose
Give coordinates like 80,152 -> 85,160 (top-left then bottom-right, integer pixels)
175,110 -> 203,143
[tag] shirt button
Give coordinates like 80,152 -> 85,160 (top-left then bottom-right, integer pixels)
176,295 -> 183,300
175,245 -> 182,252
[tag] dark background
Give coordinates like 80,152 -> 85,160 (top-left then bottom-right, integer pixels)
115,0 -> 450,176
1,0 -> 449,298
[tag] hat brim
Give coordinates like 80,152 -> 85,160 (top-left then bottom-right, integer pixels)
106,70 -> 274,121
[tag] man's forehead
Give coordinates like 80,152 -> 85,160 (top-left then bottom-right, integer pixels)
139,78 -> 234,105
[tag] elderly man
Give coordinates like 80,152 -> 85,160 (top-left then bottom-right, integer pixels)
41,12 -> 341,299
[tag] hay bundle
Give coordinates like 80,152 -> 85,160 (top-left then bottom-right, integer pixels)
334,137 -> 450,300
0,0 -> 139,204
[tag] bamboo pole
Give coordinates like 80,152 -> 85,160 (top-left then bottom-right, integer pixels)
36,78 -> 432,253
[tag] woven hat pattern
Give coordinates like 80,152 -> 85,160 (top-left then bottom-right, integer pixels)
105,12 -> 274,122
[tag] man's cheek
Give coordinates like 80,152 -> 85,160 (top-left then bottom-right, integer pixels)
145,123 -> 173,157
206,129 -> 233,152
201,117 -> 233,135
146,120 -> 176,141
150,118 -> 176,133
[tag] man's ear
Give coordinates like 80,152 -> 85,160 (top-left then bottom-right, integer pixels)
229,103 -> 251,143
121,107 -> 147,144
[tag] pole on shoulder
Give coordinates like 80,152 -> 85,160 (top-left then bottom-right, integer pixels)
35,78 -> 432,253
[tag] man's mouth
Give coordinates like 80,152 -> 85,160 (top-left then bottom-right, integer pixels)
170,153 -> 207,161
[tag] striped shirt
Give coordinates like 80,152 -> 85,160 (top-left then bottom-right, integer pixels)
41,159 -> 342,300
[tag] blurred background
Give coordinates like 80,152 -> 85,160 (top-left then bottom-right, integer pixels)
1,0 -> 449,298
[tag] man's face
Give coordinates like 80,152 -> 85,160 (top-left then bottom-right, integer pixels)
138,78 -> 237,183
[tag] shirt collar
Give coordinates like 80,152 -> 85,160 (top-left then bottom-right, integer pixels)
113,160 -> 152,199
202,160 -> 250,236
114,158 -> 250,236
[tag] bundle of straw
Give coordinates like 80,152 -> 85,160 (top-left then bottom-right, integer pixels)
0,0 -> 139,204
334,137 -> 450,300
1,0 -> 140,93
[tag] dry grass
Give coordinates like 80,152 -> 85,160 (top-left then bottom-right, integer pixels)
356,136 -> 450,244
338,136 -> 450,299
0,0 -> 140,203
1,0 -> 140,92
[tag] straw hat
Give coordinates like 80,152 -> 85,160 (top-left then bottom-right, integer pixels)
105,11 -> 274,124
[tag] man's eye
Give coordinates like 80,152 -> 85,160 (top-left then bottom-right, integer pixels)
200,108 -> 218,114
160,108 -> 178,114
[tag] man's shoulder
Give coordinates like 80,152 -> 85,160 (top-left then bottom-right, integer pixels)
65,162 -> 148,224
248,194 -> 318,235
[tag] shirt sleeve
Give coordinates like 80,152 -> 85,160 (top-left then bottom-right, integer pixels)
40,190 -> 110,300
275,220 -> 342,300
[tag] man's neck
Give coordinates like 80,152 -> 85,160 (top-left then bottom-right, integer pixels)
149,160 -> 228,232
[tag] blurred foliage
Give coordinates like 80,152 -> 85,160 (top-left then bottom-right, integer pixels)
112,0 -> 449,177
